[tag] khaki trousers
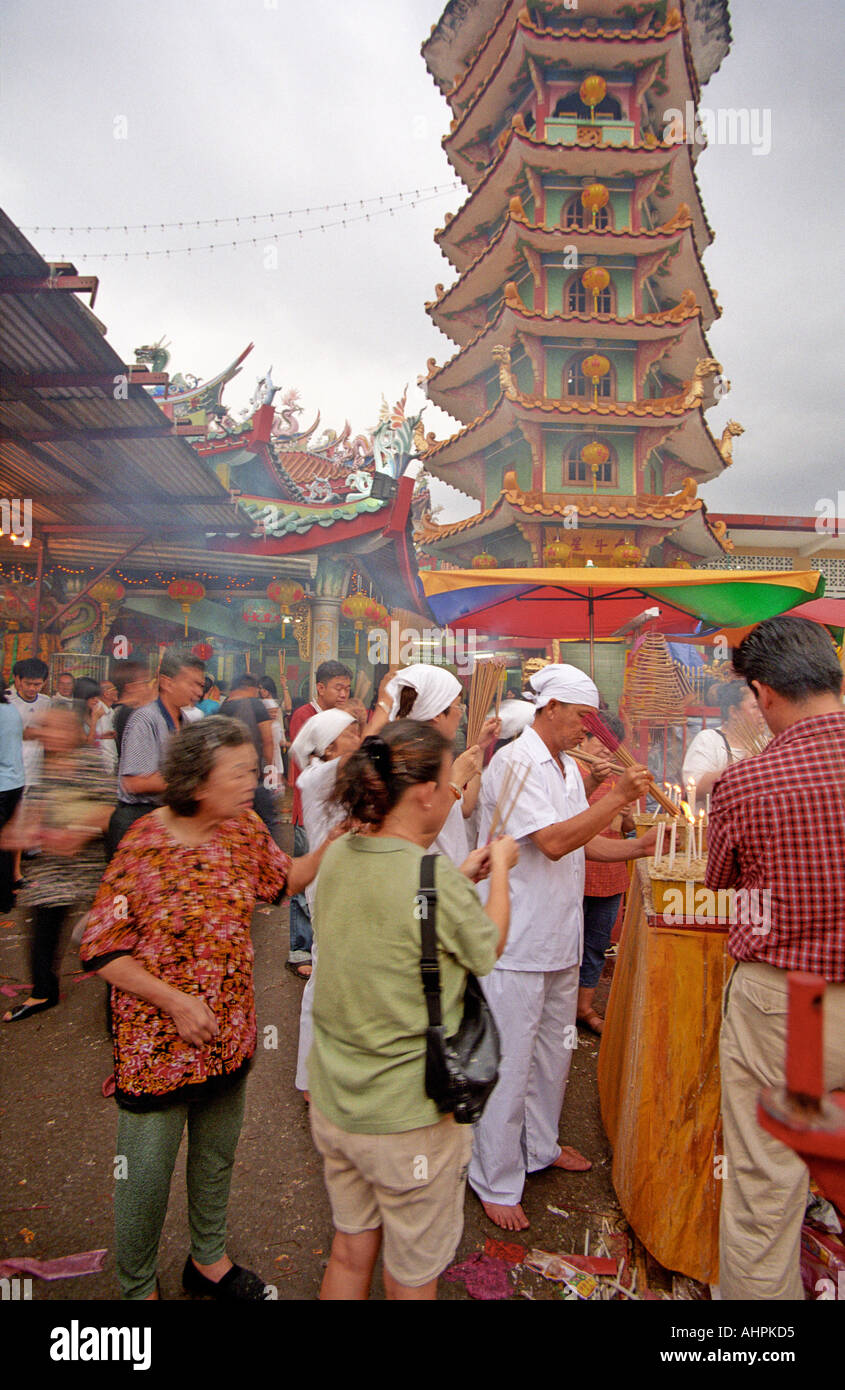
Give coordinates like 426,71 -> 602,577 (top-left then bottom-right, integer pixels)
719,961 -> 845,1301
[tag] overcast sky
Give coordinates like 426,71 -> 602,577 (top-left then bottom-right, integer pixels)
3,0 -> 843,522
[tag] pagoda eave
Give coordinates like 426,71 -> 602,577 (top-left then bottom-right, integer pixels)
440,132 -> 713,260
444,16 -> 696,164
423,1 -> 731,94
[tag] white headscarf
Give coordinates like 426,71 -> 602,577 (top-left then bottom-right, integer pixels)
524,663 -> 599,710
498,699 -> 535,741
386,664 -> 462,723
290,708 -> 355,770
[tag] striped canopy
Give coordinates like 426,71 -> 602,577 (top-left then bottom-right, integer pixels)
419,567 -> 825,641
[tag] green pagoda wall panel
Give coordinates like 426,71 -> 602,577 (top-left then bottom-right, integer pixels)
613,268 -> 634,317
484,441 -> 532,504
514,355 -> 534,395
609,191 -> 631,231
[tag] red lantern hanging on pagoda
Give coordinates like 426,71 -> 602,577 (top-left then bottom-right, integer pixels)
543,535 -> 571,567
167,579 -> 205,637
192,641 -> 214,662
471,552 -> 498,570
581,182 -> 609,228
612,535 -> 643,568
581,266 -> 611,313
581,354 -> 611,405
579,74 -> 607,120
580,440 -> 611,493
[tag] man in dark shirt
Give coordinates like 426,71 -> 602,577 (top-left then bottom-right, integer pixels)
706,615 -> 845,1300
218,670 -> 277,833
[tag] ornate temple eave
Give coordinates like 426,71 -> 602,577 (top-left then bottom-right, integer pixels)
659,409 -> 731,485
423,1 -> 730,94
436,202 -> 700,276
429,214 -> 717,333
444,14 -> 695,168
438,132 -> 714,262
425,305 -> 714,424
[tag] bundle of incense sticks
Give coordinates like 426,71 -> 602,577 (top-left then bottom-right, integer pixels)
581,708 -> 679,816
466,655 -> 506,748
487,759 -> 531,842
571,748 -> 627,776
729,710 -> 772,756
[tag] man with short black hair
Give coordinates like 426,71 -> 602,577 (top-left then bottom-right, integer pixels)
107,651 -> 204,856
707,614 -> 845,1300
285,661 -> 352,977
6,658 -> 51,784
52,671 -> 75,706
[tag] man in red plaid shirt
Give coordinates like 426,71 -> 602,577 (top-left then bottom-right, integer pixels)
706,615 -> 845,1300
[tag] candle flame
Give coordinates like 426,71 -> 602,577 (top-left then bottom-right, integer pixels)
680,801 -> 695,823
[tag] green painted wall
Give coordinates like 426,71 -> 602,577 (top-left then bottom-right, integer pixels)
483,439 -> 533,506
541,185 -> 632,231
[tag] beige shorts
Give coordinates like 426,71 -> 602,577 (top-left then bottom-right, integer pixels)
310,1105 -> 474,1288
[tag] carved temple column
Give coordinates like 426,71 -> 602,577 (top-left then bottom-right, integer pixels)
308,555 -> 352,692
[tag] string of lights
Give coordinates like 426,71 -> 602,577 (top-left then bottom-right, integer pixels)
55,186 -> 458,261
24,181 -> 461,236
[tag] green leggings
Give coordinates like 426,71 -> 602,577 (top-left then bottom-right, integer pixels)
114,1076 -> 247,1300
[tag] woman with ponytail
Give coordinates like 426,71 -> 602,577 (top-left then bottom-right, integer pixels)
307,719 -> 518,1300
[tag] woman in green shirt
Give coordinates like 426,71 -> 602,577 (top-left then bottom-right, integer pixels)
308,718 -> 517,1300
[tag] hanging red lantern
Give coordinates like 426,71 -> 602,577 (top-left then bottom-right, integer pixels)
581,266 -> 611,312
612,535 -> 642,568
579,73 -> 607,119
341,591 -> 377,654
543,536 -> 571,567
581,182 -> 609,227
192,642 -> 214,662
582,354 -> 611,405
267,578 -> 304,614
167,579 -> 206,637
471,552 -> 498,569
581,440 -> 611,492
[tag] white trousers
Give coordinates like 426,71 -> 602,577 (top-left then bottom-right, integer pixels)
295,941 -> 317,1092
469,965 -> 580,1206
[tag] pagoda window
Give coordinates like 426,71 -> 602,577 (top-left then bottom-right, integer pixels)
564,437 -> 617,486
564,355 -> 616,400
565,272 -> 613,315
561,194 -> 611,231
553,90 -> 624,122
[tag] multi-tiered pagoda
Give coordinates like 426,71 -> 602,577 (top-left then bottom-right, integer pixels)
415,1 -> 738,572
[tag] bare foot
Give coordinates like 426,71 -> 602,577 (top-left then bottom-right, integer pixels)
480,1200 -> 530,1231
577,1010 -> 604,1035
550,1146 -> 592,1172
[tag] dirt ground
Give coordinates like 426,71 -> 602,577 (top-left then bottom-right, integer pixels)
0,838 -> 654,1303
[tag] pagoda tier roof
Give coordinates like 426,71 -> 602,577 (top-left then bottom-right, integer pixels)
437,129 -> 713,262
423,2 -> 731,94
443,10 -> 698,176
425,300 -> 713,425
414,478 -> 731,560
421,389 -> 727,500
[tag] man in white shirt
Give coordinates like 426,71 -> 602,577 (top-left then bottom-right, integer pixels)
469,665 -> 655,1231
6,658 -> 51,785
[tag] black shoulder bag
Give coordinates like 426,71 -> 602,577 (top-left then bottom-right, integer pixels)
418,853 -> 501,1125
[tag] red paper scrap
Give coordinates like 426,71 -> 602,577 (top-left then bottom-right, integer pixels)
443,1252 -> 512,1300
555,1252 -> 618,1276
72,972 -> 97,984
484,1237 -> 526,1266
0,984 -> 20,997
101,1074 -> 115,1098
0,1249 -> 107,1281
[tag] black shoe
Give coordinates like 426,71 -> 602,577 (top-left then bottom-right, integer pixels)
4,996 -> 58,1022
182,1256 -> 271,1301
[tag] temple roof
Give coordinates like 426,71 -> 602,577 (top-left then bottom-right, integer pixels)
436,128 -> 714,261
423,2 -> 731,94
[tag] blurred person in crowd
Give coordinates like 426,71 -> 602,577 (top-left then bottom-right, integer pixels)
0,685 -> 25,912
51,671 -> 75,707
574,711 -> 636,1035
706,616 -> 845,1300
112,661 -> 153,759
369,664 -> 500,866
218,671 -> 276,833
470,665 -> 654,1231
285,661 -> 353,978
6,657 -> 51,887
197,676 -> 221,716
256,675 -> 288,781
72,676 -> 108,747
96,680 -> 119,769
1,703 -> 115,1022
108,650 -> 204,856
290,707 -> 361,1092
682,678 -> 767,798
80,716 -> 333,1301
309,720 -> 518,1300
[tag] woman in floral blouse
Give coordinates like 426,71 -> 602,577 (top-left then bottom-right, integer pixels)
80,715 -> 329,1301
